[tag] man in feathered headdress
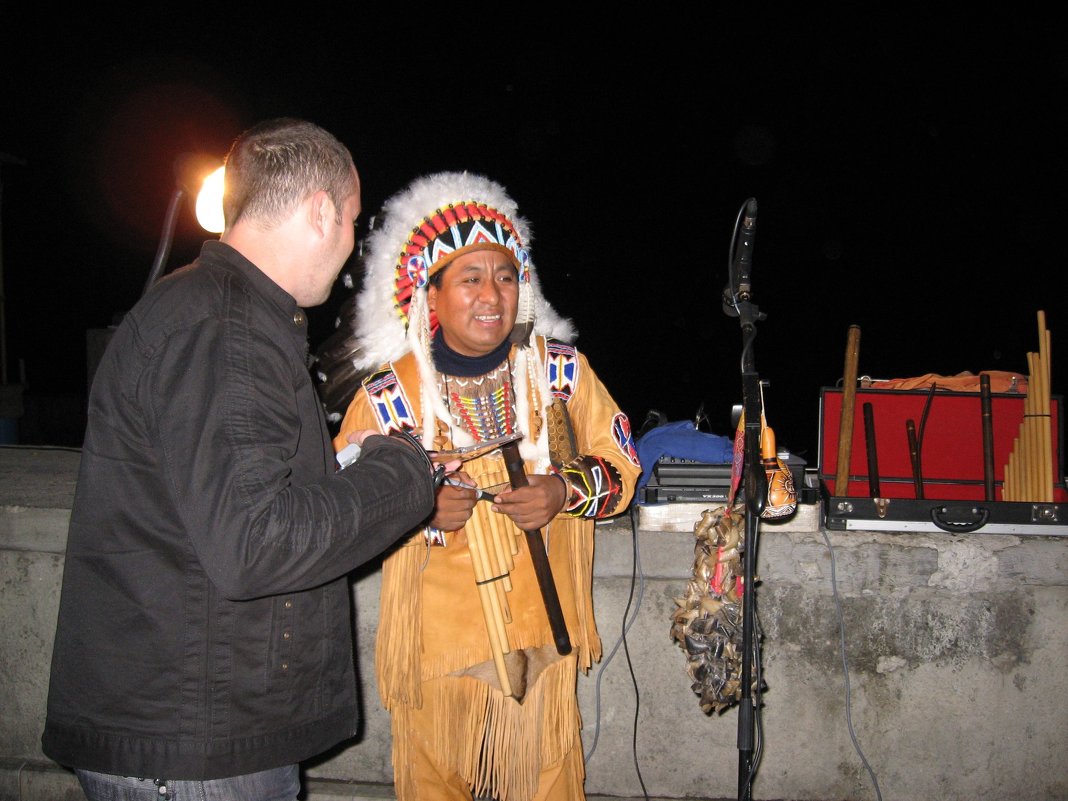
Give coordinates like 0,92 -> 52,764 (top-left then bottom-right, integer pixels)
332,172 -> 641,801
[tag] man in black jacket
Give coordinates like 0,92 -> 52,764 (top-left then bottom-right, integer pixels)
42,118 -> 437,801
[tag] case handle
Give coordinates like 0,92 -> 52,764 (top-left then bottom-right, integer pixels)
930,505 -> 989,534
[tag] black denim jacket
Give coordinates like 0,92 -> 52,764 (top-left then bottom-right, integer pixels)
43,241 -> 434,779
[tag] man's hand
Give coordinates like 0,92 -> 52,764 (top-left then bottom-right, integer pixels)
492,474 -> 567,531
344,429 -> 377,447
429,470 -> 478,531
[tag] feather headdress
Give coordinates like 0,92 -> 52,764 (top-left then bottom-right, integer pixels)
353,171 -> 574,370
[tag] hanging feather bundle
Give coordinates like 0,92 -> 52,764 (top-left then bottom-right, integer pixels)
670,505 -> 755,714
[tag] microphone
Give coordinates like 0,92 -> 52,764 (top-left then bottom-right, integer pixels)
722,198 -> 758,317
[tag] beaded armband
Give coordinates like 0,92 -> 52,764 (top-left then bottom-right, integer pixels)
555,455 -> 625,519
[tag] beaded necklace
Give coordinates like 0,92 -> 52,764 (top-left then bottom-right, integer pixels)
432,330 -> 517,442
439,361 -> 516,441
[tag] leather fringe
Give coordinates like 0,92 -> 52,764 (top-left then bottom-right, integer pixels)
566,519 -> 600,671
376,537 -> 425,709
377,517 -> 601,708
392,654 -> 580,801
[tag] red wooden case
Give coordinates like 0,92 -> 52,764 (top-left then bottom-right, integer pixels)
819,387 -> 1066,502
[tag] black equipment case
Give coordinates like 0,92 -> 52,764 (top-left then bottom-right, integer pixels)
639,453 -> 813,505
818,387 -> 1067,535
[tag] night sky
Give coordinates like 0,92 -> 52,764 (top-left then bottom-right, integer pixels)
2,12 -> 1066,466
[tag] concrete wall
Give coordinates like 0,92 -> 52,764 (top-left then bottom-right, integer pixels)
2,446 -> 1066,801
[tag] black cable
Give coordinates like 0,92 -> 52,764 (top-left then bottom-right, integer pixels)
583,505 -> 646,764
620,503 -> 651,801
742,586 -> 766,797
914,382 -> 939,480
724,199 -> 748,315
821,527 -> 884,801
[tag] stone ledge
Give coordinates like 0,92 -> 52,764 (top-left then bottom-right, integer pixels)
636,499 -> 822,533
0,446 -> 80,510
0,507 -> 70,554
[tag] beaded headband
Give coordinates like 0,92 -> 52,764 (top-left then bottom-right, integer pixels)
393,201 -> 532,328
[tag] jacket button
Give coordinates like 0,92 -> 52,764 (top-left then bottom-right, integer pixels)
281,662 -> 289,671
284,599 -> 293,609
293,310 -> 306,326
283,631 -> 291,640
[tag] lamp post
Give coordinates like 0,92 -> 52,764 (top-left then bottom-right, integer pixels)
142,153 -> 223,296
88,155 -> 223,396
1,151 -> 28,386
0,152 -> 28,444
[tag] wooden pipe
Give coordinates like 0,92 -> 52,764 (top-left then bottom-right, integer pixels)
835,325 -> 861,496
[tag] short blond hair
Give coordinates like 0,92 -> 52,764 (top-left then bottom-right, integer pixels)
222,118 -> 356,229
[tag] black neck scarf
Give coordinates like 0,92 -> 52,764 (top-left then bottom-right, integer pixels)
431,327 -> 512,377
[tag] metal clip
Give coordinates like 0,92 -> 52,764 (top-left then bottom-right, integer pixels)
873,497 -> 890,519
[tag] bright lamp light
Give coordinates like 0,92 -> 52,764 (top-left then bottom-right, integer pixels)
195,166 -> 225,233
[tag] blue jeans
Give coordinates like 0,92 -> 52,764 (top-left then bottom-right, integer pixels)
74,765 -> 300,801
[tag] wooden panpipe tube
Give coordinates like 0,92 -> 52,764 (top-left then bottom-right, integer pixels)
1002,310 -> 1053,502
489,503 -> 519,575
484,468 -> 521,567
1037,311 -> 1053,501
1026,351 -> 1040,501
473,503 -> 513,614
1007,383 -> 1030,502
465,523 -> 513,697
470,527 -> 510,638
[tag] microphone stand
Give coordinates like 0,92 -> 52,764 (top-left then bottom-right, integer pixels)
722,199 -> 766,801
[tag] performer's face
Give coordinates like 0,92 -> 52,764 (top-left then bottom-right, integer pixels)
428,248 -> 519,357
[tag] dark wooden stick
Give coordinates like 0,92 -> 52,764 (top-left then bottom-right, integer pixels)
980,374 -> 995,501
500,441 -> 572,656
862,402 -> 880,498
906,419 -> 923,499
835,325 -> 861,496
